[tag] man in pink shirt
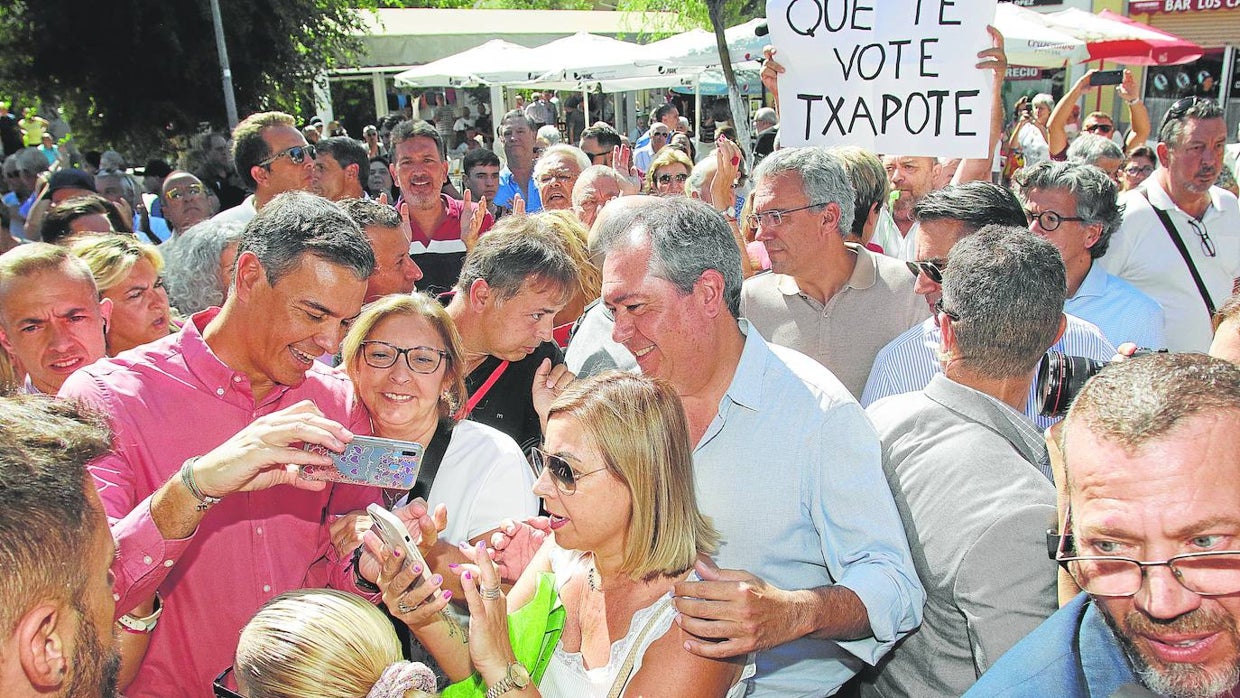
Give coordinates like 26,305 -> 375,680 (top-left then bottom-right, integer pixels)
59,191 -> 387,697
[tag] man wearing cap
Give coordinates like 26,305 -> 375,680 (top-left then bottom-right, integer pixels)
212,111 -> 319,227
753,107 -> 779,164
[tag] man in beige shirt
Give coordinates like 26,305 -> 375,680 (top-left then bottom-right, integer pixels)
741,147 -> 928,397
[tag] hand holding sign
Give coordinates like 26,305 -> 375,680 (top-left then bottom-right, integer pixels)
767,0 -> 998,158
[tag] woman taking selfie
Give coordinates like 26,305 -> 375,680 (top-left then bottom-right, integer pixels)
375,372 -> 751,697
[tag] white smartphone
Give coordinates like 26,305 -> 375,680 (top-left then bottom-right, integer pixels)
367,503 -> 433,582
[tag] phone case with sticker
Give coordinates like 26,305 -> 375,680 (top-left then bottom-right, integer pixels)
300,435 -> 424,490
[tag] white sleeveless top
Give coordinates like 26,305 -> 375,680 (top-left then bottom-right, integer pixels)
536,548 -> 753,698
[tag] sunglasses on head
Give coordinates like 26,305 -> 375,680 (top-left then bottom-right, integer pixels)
257,144 -> 316,168
1161,96 -> 1214,132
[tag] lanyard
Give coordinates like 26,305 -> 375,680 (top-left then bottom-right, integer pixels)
455,359 -> 510,420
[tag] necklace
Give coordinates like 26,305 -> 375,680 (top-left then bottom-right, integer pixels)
587,563 -> 601,592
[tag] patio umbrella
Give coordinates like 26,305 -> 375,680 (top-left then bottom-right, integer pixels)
393,39 -> 534,88
636,18 -> 769,68
993,3 -> 1090,68
1041,8 -> 1203,66
476,32 -> 648,85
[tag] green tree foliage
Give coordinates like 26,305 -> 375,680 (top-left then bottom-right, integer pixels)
0,0 -> 373,153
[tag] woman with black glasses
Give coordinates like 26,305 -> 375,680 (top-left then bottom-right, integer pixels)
374,372 -> 752,698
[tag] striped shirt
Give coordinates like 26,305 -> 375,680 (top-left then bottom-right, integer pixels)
861,314 -> 1116,430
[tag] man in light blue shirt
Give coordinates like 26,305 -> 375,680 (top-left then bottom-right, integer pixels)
861,183 -> 1116,431
596,196 -> 924,697
493,110 -> 541,214
1014,160 -> 1165,350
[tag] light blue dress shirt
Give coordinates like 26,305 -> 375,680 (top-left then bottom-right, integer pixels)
695,321 -> 924,697
1066,261 -> 1166,350
493,167 -> 542,213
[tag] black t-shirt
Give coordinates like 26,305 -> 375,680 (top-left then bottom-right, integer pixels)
464,342 -> 563,453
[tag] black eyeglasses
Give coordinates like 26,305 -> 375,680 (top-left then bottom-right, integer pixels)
1161,96 -> 1214,132
934,298 -> 960,321
213,666 -> 242,698
360,341 -> 448,373
1084,123 -> 1114,134
1026,209 -> 1086,232
257,144 -> 316,168
656,172 -> 689,186
584,150 -> 610,162
1187,217 -> 1216,257
528,447 -> 606,495
747,202 -> 828,229
906,259 -> 945,284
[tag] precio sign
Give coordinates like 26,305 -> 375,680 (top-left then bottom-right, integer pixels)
1129,0 -> 1240,12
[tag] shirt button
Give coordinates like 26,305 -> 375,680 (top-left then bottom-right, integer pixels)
164,560 -> 174,567
215,387 -> 225,396
113,593 -> 121,601
262,584 -> 271,593
233,375 -> 242,383
256,527 -> 263,535
142,555 -> 152,565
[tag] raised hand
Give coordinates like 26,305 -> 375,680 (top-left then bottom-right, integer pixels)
488,516 -> 552,583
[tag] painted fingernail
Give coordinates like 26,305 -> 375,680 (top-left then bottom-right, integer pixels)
464,571 -> 472,580
448,563 -> 460,569
411,564 -> 422,574
458,541 -> 471,549
443,590 -> 453,600
393,549 -> 402,558
432,574 -> 443,585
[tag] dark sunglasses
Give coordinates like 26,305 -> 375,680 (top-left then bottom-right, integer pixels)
906,259 -> 945,284
528,447 -> 605,495
656,172 -> 689,186
585,150 -> 610,162
1084,123 -> 1114,134
257,144 -> 316,168
213,666 -> 241,698
1161,96 -> 1213,132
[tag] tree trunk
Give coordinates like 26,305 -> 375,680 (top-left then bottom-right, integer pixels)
706,0 -> 751,169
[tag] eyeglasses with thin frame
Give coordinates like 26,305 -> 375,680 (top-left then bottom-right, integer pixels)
934,298 -> 960,322
528,447 -> 606,495
1051,506 -> 1240,597
1084,123 -> 1114,134
257,144 -> 316,168
656,172 -> 689,186
906,259 -> 945,284
1026,209 -> 1086,232
213,666 -> 242,698
1123,164 -> 1154,176
747,202 -> 828,230
165,183 -> 206,200
1186,217 -> 1217,257
360,341 -> 448,374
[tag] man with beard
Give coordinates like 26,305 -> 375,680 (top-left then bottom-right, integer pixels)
0,395 -> 120,698
967,352 -> 1240,698
389,119 -> 491,295
1102,98 -> 1239,352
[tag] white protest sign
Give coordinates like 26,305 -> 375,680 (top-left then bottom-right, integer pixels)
767,0 -> 998,158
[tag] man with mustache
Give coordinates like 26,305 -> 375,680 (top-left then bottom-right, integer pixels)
967,352 -> 1240,698
1101,98 -> 1239,352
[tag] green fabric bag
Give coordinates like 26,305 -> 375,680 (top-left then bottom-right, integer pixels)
440,571 -> 565,697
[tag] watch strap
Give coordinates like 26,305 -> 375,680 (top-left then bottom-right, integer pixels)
117,592 -> 163,633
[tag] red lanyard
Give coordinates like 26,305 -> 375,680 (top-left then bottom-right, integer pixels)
456,359 -> 510,420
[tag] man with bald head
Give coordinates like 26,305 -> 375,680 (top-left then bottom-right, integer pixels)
160,171 -> 211,238
571,165 -> 623,228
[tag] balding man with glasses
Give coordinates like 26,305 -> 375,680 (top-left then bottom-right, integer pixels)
967,352 -> 1240,697
1101,97 -> 1240,352
212,111 -> 320,227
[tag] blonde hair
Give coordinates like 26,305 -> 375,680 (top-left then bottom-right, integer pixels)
236,589 -> 434,698
548,372 -> 718,579
644,147 -> 694,194
341,293 -> 468,421
537,210 -> 601,304
69,234 -> 164,293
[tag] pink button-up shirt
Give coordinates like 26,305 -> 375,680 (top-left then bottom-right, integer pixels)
59,308 -> 380,698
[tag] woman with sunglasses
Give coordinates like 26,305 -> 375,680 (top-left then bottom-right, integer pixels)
339,293 -> 538,595
644,147 -> 694,197
375,372 -> 751,698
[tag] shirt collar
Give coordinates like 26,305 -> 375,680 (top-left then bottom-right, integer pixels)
1073,261 -> 1108,300
1143,172 -> 1221,219
774,243 -> 875,297
720,319 -> 767,412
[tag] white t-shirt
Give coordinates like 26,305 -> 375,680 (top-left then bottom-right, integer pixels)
1103,176 -> 1240,352
1017,123 -> 1050,167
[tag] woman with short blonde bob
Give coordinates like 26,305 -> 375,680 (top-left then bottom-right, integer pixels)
229,589 -> 436,698
69,234 -> 176,355
644,147 -> 694,197
376,372 -> 751,697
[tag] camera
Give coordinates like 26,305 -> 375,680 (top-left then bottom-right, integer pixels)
1035,349 -> 1164,418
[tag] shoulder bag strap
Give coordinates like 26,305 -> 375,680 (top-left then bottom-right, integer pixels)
606,597 -> 675,698
384,418 -> 456,509
454,359 -> 510,421
1141,190 -> 1216,316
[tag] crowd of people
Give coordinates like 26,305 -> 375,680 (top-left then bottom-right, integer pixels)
1,21 -> 1240,698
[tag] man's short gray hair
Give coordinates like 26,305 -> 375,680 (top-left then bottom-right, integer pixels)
751,147 -> 855,237
533,145 -> 590,180
238,191 -> 374,287
1014,161 -> 1123,259
941,225 -> 1066,380
592,197 -> 743,318
1066,352 -> 1240,460
163,219 -> 246,314
1032,93 -> 1055,110
572,165 -> 625,207
1066,134 -> 1124,168
1159,98 -> 1225,148
537,125 -> 562,145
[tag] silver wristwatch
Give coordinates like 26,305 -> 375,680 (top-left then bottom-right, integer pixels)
485,661 -> 531,698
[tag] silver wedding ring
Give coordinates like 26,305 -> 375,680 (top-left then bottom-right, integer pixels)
397,601 -> 415,614
480,585 -> 502,600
